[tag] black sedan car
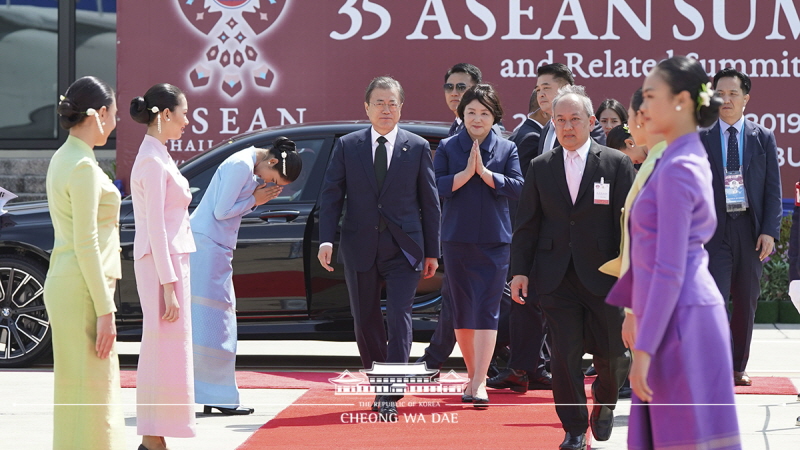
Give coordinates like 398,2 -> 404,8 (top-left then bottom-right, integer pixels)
0,121 -> 451,368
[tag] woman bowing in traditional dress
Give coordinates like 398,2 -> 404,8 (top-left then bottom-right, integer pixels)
129,84 -> 197,450
191,137 -> 302,414
606,56 -> 741,449
45,76 -> 125,450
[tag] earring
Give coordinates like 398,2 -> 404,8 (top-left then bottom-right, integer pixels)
86,108 -> 104,135
157,114 -> 162,134
636,124 -> 641,129
675,105 -> 682,111
165,116 -> 170,122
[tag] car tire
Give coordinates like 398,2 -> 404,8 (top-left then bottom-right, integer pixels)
0,255 -> 51,368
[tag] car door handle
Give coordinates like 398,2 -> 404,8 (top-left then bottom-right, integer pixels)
259,210 -> 300,222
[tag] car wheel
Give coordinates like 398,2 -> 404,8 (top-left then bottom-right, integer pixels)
0,255 -> 51,368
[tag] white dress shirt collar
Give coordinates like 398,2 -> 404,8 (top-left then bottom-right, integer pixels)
370,125 -> 399,166
719,116 -> 745,135
563,138 -> 591,170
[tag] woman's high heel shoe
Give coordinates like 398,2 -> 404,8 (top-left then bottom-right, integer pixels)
472,396 -> 489,408
203,405 -> 255,415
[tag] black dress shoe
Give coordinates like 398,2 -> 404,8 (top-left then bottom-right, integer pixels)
590,398 -> 614,441
371,395 -> 381,411
486,368 -> 528,393
584,365 -> 597,376
203,405 -> 255,415
461,393 -> 473,403
559,432 -> 587,450
378,397 -> 398,422
528,371 -> 553,390
472,396 -> 489,408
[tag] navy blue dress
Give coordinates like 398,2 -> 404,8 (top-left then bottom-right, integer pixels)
434,129 -> 523,329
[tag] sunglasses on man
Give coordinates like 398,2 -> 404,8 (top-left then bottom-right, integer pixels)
443,83 -> 468,93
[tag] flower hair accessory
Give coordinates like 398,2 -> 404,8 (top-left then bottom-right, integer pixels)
281,151 -> 287,175
85,108 -> 104,135
59,95 -> 66,102
622,123 -> 630,133
697,82 -> 712,112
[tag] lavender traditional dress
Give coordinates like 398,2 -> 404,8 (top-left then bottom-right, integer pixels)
607,133 -> 741,449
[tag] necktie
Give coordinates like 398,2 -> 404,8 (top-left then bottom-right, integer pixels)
566,151 -> 581,204
375,136 -> 388,190
726,126 -> 740,172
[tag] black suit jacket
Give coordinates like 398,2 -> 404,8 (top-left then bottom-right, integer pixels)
537,120 -> 607,157
508,118 -> 544,179
511,141 -> 635,296
700,120 -> 782,254
318,127 -> 441,272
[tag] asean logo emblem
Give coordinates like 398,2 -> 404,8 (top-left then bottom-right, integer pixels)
177,0 -> 287,98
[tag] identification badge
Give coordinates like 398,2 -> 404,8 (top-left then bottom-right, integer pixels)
724,170 -> 748,212
594,177 -> 610,205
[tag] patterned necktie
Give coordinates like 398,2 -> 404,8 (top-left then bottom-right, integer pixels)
375,136 -> 388,190
566,150 -> 581,204
726,126 -> 740,172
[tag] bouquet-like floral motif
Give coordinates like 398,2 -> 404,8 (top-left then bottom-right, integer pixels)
697,82 -> 713,111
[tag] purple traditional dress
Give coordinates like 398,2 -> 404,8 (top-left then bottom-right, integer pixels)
607,132 -> 741,449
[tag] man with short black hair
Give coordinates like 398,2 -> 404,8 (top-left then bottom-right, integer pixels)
443,63 -> 482,136
318,76 -> 441,421
700,67 -> 782,387
536,63 -> 606,156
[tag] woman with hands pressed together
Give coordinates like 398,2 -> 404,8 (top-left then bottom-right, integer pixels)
605,56 -> 741,449
129,83 -> 197,450
190,137 -> 302,415
433,84 -> 523,408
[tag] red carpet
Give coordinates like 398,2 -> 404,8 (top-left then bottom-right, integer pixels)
236,387 -> 572,450
119,371 -> 798,395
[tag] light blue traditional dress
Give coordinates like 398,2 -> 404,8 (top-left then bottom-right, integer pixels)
190,148 -> 260,408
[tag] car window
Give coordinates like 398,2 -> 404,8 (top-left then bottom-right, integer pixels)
187,138 -> 325,205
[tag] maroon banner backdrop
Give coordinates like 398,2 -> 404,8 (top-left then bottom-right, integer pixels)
117,0 -> 800,196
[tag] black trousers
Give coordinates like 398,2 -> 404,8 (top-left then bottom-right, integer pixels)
344,229 -> 420,369
507,283 -> 549,375
539,262 -> 630,435
707,212 -> 762,372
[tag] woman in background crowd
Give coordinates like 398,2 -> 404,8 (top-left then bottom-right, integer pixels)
606,56 -> 741,449
130,83 -> 197,450
595,98 -> 628,136
45,76 -> 125,450
434,84 -> 523,407
191,137 -> 302,415
606,124 -> 648,167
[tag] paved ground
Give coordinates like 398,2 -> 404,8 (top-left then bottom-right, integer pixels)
2,325 -> 799,449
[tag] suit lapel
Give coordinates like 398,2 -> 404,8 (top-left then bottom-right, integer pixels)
358,129 -> 380,194
705,122 -> 724,180
548,148 -> 572,204
742,120 -> 756,174
575,143 -> 600,204
380,129 -> 408,195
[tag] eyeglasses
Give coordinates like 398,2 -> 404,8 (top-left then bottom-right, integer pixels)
443,83 -> 468,93
370,102 -> 400,111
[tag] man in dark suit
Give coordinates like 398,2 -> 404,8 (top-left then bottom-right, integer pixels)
700,68 -> 782,387
488,89 -> 553,392
318,76 -> 441,420
443,63 -> 482,136
536,63 -> 606,157
510,86 -> 634,449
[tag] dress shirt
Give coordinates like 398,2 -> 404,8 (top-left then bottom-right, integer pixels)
562,138 -> 591,172
719,116 -> 745,171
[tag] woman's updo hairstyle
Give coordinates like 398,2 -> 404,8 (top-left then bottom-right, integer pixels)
630,87 -> 644,113
606,124 -> 632,151
57,76 -> 115,130
655,56 -> 723,128
268,136 -> 303,182
130,83 -> 184,124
